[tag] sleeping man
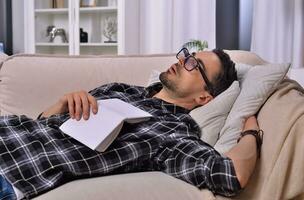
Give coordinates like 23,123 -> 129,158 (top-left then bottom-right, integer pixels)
0,48 -> 262,199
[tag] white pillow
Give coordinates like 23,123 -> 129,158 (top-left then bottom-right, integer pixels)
214,63 -> 291,153
146,70 -> 240,146
235,63 -> 251,85
190,81 -> 240,146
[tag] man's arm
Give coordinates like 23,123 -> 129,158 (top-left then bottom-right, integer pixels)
224,116 -> 259,188
40,90 -> 98,120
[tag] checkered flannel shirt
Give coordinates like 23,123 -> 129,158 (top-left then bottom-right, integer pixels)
0,82 -> 241,199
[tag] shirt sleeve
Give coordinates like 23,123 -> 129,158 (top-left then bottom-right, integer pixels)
88,82 -> 119,98
88,82 -> 141,99
154,138 -> 242,197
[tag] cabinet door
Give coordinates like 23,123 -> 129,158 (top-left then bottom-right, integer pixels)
32,0 -> 72,55
75,0 -> 119,55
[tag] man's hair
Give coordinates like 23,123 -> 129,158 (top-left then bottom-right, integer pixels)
209,49 -> 237,97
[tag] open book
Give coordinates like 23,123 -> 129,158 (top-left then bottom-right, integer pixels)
59,98 -> 152,152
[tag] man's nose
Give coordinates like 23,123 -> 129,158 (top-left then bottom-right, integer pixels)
177,58 -> 184,67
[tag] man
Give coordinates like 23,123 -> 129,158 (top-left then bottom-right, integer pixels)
0,48 -> 261,199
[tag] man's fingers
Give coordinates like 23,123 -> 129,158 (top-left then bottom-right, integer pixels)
66,95 -> 75,119
73,94 -> 82,120
80,93 -> 90,120
88,95 -> 98,114
64,91 -> 95,121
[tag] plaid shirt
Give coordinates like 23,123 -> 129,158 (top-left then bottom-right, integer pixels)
0,82 -> 240,199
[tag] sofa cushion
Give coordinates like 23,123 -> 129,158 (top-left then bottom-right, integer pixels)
190,81 -> 240,146
234,79 -> 304,200
214,62 -> 291,153
33,172 -> 216,200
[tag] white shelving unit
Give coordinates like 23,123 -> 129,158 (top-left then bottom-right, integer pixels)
24,0 -> 123,55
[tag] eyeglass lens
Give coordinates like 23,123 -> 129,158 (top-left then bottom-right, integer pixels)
178,50 -> 198,71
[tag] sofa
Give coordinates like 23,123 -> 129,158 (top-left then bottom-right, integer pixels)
0,51 -> 303,200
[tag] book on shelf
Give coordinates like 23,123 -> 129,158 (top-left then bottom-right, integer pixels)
59,98 -> 152,152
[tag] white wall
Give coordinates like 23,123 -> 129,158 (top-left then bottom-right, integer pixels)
288,68 -> 304,87
118,0 -> 140,54
139,0 -> 216,54
12,0 -> 25,54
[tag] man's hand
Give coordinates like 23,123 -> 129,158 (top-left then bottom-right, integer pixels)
41,90 -> 98,120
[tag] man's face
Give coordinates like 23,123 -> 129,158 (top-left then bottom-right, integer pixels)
159,50 -> 222,100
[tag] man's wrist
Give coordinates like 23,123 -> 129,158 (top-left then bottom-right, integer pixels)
237,129 -> 264,158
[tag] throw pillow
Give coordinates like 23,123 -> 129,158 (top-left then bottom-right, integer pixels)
189,81 -> 240,146
235,63 -> 251,85
214,63 -> 291,154
146,70 -> 240,146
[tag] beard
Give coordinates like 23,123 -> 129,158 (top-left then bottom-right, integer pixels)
159,72 -> 178,93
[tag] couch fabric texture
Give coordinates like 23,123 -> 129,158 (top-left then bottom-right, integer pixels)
0,51 -> 303,200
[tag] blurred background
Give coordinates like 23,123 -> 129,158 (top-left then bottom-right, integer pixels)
0,0 -> 303,71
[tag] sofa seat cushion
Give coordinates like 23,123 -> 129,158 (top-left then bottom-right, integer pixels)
33,172 -> 218,200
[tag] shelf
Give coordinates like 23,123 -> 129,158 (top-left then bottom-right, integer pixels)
36,43 -> 69,46
35,8 -> 69,14
35,7 -> 117,14
80,43 -> 118,46
35,43 -> 117,47
28,1 -> 121,55
79,7 -> 117,13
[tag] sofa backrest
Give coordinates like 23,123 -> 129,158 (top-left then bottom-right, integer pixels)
0,51 -> 267,118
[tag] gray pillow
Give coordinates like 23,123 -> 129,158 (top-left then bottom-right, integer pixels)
190,81 -> 240,145
214,63 -> 291,153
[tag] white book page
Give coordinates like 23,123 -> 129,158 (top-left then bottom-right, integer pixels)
104,98 -> 152,119
59,98 -> 152,151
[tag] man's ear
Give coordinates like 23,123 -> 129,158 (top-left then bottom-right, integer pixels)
196,93 -> 213,106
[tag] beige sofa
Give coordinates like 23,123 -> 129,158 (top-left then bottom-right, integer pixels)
0,51 -> 303,200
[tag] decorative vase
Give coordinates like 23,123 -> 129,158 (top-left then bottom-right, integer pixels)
52,0 -> 65,8
102,17 -> 117,43
80,28 -> 88,43
80,0 -> 97,7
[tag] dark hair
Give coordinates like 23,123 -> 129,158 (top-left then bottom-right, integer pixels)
209,49 -> 237,97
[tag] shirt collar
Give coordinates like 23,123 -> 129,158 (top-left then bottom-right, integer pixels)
145,82 -> 190,114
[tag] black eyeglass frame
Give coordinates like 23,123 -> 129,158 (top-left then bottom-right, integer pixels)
176,47 -> 214,96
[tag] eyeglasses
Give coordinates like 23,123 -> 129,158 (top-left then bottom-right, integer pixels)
176,48 -> 214,96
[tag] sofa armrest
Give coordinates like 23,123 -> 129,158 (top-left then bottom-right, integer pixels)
235,79 -> 304,200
